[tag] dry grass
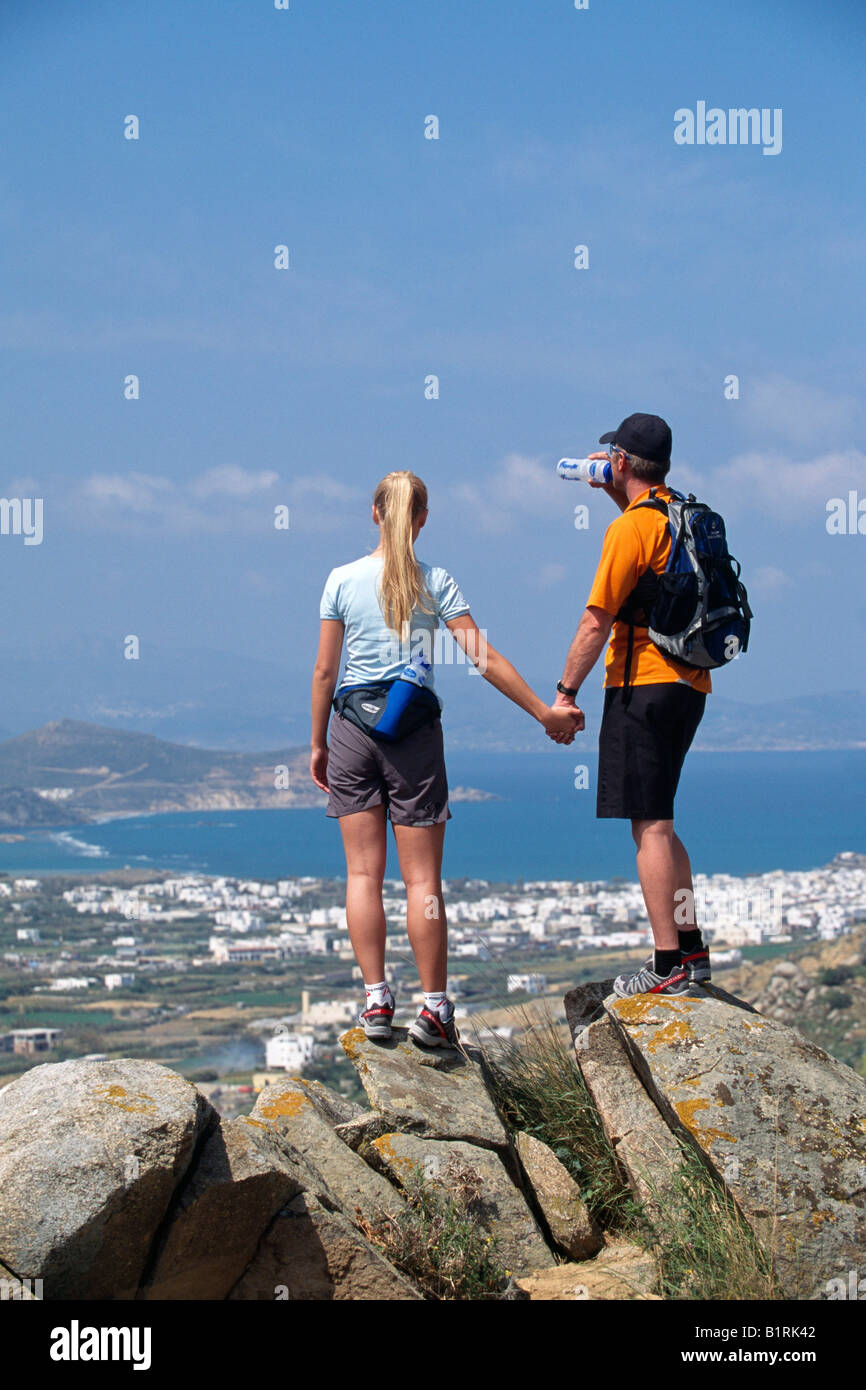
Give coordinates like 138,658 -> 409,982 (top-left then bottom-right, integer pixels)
355,1155 -> 509,1300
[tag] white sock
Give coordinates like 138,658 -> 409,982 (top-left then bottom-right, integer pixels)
364,981 -> 393,1006
424,991 -> 449,1015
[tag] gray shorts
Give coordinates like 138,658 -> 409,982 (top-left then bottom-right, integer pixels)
325,711 -> 452,826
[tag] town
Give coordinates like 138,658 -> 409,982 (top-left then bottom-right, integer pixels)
1,853 -> 863,1116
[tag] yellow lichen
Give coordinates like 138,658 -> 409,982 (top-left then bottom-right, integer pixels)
612,995 -> 699,1026
256,1090 -> 312,1121
646,1018 -> 697,1053
371,1133 -> 416,1179
674,1096 -> 737,1151
91,1084 -> 157,1114
340,1028 -> 367,1063
810,1209 -> 838,1226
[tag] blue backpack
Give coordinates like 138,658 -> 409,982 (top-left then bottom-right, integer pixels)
617,487 -> 752,697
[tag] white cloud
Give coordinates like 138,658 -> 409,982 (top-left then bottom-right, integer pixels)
82,472 -> 174,511
75,467 -> 279,534
740,375 -> 861,447
190,466 -> 278,498
532,562 -> 569,590
452,453 -> 567,533
750,566 -> 794,599
66,465 -> 368,536
288,476 -> 362,503
709,448 -> 866,522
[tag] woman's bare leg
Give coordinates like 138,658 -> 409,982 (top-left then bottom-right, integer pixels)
391,821 -> 447,992
338,805 -> 388,982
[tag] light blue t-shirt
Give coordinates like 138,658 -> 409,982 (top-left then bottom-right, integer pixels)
319,554 -> 471,702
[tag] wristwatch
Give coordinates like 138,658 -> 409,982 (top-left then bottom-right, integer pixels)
556,680 -> 579,698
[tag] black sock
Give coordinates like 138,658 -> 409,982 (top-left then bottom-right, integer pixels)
654,948 -> 682,975
678,929 -> 703,953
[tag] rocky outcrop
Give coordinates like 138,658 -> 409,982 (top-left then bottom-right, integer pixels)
366,1131 -> 551,1273
0,1058 -> 214,1300
514,1238 -> 660,1301
139,1114 -> 311,1300
250,1076 -> 404,1221
4,972 -> 864,1301
228,1192 -> 422,1301
339,1026 -> 508,1149
604,991 -> 866,1298
514,1131 -> 603,1260
0,1041 -> 580,1299
575,1012 -> 682,1228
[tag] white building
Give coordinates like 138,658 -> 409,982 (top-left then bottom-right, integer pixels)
105,973 -> 136,991
214,910 -> 265,933
210,937 -> 287,964
265,1031 -> 317,1072
507,973 -> 547,995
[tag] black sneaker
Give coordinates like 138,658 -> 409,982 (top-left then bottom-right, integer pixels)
358,991 -> 394,1040
613,961 -> 691,998
635,943 -> 712,988
408,1001 -> 459,1049
681,945 -> 712,985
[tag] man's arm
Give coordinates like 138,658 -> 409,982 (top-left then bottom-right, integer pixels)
554,605 -> 613,705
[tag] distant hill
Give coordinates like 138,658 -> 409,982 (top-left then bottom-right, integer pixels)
0,719 -> 494,827
0,720 -> 317,825
694,690 -> 866,752
724,914 -> 866,1076
0,633 -> 861,753
439,681 -> 866,753
0,785 -> 90,829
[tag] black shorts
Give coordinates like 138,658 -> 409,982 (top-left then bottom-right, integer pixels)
596,683 -> 706,821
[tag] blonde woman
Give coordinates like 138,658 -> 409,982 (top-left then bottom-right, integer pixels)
311,471 -> 582,1048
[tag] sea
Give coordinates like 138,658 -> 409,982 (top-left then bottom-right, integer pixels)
1,750 -> 864,884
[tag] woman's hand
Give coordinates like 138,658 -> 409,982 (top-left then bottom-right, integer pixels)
542,704 -> 585,744
310,745 -> 330,792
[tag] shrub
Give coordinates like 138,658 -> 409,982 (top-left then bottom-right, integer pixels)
819,966 -> 854,987
824,989 -> 853,1011
645,1142 -> 781,1301
471,1001 -> 641,1232
355,1156 -> 509,1300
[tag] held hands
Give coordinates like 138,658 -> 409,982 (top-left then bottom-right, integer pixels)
541,703 -> 585,745
310,745 -> 329,793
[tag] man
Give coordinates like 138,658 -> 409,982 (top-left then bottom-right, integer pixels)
553,412 -> 711,997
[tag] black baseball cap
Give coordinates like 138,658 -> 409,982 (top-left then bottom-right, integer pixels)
599,413 -> 672,466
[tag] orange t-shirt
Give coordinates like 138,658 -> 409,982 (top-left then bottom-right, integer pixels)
586,486 -> 712,693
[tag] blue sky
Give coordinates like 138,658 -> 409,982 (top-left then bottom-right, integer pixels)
1,0 -> 864,742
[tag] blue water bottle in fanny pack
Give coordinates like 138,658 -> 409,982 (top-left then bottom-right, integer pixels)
374,654 -> 433,740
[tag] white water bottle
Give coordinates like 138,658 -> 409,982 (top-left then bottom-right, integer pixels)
557,457 -> 613,485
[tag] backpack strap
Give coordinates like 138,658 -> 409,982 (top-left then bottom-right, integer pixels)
616,489 -> 669,703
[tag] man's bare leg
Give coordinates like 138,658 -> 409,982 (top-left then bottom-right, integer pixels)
631,818 -> 681,951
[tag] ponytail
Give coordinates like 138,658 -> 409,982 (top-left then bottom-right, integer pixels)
373,471 -> 434,637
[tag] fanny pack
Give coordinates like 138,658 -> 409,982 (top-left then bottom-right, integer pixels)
333,680 -> 441,743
